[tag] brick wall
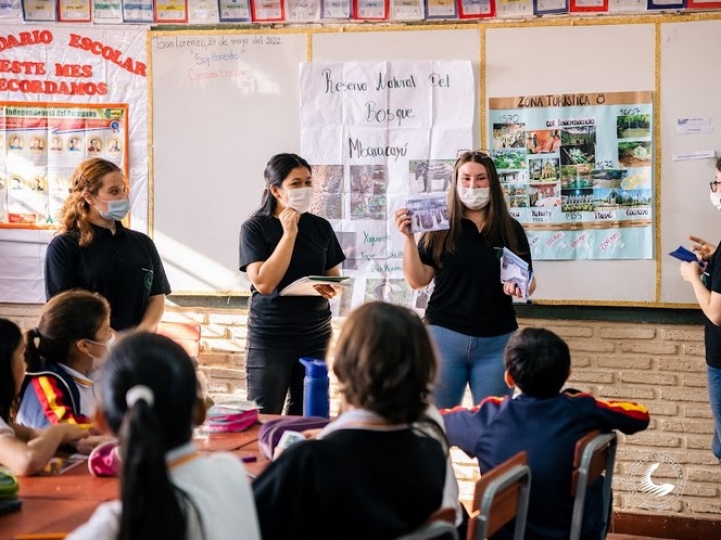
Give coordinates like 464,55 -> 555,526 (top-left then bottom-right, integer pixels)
2,302 -> 719,520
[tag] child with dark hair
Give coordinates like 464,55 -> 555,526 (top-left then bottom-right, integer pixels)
0,318 -> 88,476
442,327 -> 650,540
66,333 -> 261,540
17,289 -> 112,431
253,302 -> 454,540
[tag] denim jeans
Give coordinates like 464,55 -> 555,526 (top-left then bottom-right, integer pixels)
427,325 -> 514,409
707,365 -> 721,461
246,344 -> 328,415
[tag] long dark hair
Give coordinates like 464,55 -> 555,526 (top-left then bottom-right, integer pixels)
420,151 -> 521,268
99,332 -> 200,540
250,153 -> 312,217
0,318 -> 22,423
25,290 -> 109,372
333,302 -> 436,424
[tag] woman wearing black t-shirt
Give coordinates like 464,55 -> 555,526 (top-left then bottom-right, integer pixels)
680,157 -> 721,462
394,151 -> 536,409
239,154 -> 345,415
45,158 -> 171,333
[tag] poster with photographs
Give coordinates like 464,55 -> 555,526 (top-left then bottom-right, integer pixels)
0,104 -> 128,227
300,61 -> 474,313
488,91 -> 653,260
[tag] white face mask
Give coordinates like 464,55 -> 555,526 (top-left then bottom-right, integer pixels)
710,190 -> 721,211
457,185 -> 491,210
285,187 -> 314,214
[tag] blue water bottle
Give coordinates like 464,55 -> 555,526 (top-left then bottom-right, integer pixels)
299,358 -> 330,419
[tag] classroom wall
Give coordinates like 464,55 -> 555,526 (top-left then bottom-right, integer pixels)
2,301 -> 718,521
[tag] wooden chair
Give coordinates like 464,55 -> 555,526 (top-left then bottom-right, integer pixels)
393,518 -> 458,540
467,451 -> 531,540
569,430 -> 618,540
156,321 -> 201,360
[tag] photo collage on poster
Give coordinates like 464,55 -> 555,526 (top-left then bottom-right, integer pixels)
0,105 -> 127,227
488,92 -> 653,259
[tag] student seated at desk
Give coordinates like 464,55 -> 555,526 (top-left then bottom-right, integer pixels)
442,327 -> 650,540
66,333 -> 261,540
253,302 -> 450,540
0,318 -> 88,476
16,290 -> 111,443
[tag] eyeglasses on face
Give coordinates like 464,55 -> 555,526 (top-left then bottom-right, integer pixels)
710,181 -> 721,193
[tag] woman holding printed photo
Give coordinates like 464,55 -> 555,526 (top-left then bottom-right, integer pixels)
394,150 -> 536,408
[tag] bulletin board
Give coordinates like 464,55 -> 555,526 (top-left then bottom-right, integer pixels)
148,14 -> 721,306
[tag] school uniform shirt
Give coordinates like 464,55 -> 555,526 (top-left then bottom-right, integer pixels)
16,362 -> 93,429
45,222 -> 171,332
419,218 -> 532,338
239,213 -> 345,349
66,442 -> 261,540
703,244 -> 721,367
253,409 -> 447,540
442,389 -> 650,540
59,365 -> 96,418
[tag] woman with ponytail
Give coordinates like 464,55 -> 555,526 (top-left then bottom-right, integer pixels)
0,318 -> 88,476
45,158 -> 171,332
67,333 -> 261,540
239,153 -> 345,414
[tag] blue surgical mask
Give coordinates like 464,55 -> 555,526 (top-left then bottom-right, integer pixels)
97,198 -> 129,221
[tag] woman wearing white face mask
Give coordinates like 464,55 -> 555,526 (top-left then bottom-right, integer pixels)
680,157 -> 721,462
17,290 -> 115,454
394,150 -> 536,408
45,158 -> 171,333
239,153 -> 345,415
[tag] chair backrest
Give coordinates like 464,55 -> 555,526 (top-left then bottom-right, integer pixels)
156,321 -> 201,360
393,519 -> 459,540
569,430 -> 618,540
467,451 -> 531,540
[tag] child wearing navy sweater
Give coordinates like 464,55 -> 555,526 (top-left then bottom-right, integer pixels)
442,327 -> 650,540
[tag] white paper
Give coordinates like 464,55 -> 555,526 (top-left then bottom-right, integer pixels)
677,117 -> 713,135
390,0 -> 423,19
496,0 -> 532,17
671,150 -> 716,162
608,0 -> 644,11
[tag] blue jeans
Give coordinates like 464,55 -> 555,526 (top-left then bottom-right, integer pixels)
708,365 -> 721,461
428,325 -> 514,409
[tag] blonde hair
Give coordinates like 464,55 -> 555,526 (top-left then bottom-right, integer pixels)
59,158 -> 123,247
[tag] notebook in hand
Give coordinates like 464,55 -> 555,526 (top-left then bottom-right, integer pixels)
669,246 -> 698,263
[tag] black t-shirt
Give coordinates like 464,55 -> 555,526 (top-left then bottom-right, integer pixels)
45,223 -> 171,331
239,213 -> 345,348
704,244 -> 721,368
419,218 -> 532,337
253,429 -> 446,540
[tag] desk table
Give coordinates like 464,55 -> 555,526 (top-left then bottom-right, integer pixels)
1,419 -> 271,540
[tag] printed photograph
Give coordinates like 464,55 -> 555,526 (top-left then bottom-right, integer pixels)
493,150 -> 526,171
350,193 -> 386,221
350,165 -> 387,195
526,129 -> 560,154
408,159 -> 454,194
529,182 -> 561,208
617,114 -> 651,139
335,231 -> 358,271
405,194 -> 449,233
591,168 -> 627,189
561,144 -> 596,168
529,157 -> 559,182
618,141 -> 652,168
561,188 -> 595,213
594,188 -> 652,208
560,125 -> 596,146
560,164 -> 593,189
365,278 -> 413,306
312,164 -> 344,219
492,122 -> 526,150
